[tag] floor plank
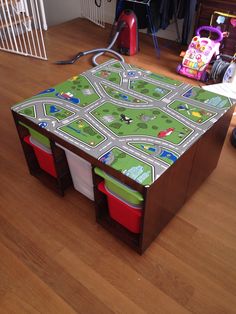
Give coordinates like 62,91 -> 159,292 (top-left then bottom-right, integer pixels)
0,242 -> 76,314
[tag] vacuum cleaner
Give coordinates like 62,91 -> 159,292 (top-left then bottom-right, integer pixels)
116,10 -> 138,56
56,10 -> 138,66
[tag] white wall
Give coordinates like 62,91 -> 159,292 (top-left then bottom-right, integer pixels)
43,0 -> 81,26
104,1 -> 116,24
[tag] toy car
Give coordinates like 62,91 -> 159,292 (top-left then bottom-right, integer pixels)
177,26 -> 223,81
56,92 -> 80,104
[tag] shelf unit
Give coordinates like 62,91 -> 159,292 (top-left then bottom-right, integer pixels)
12,105 -> 234,254
12,111 -> 72,196
93,172 -> 142,252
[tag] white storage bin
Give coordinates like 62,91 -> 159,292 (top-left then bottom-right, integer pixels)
72,177 -> 95,201
57,143 -> 94,200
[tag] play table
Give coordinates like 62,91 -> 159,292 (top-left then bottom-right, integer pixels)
12,60 -> 235,253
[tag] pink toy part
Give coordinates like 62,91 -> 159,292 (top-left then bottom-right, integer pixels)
177,26 -> 224,81
24,136 -> 57,177
196,26 -> 223,43
230,18 -> 236,27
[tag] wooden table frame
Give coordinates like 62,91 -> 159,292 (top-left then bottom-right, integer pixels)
12,106 -> 234,254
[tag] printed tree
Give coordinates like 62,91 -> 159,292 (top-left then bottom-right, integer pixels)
112,62 -> 122,68
153,110 -> 160,115
117,107 -> 126,112
117,152 -> 126,159
109,77 -> 118,82
84,126 -> 96,136
193,89 -> 210,101
110,122 -> 122,129
135,122 -> 148,132
152,125 -> 158,130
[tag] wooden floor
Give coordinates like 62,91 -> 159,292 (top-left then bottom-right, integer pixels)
0,19 -> 236,314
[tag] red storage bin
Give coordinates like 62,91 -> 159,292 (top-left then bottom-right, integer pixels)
24,135 -> 57,178
98,181 -> 142,233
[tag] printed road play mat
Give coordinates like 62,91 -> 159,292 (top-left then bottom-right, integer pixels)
12,60 -> 235,187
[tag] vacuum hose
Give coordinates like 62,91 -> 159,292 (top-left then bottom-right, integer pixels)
92,30 -> 124,66
56,21 -> 126,66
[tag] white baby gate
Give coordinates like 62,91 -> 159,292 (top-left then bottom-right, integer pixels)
81,0 -> 105,28
0,0 -> 47,60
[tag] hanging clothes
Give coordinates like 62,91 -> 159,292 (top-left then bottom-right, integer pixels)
117,0 -> 174,30
178,0 -> 198,44
115,0 -> 197,43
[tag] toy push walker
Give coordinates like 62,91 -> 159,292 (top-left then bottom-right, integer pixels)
177,26 -> 224,82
